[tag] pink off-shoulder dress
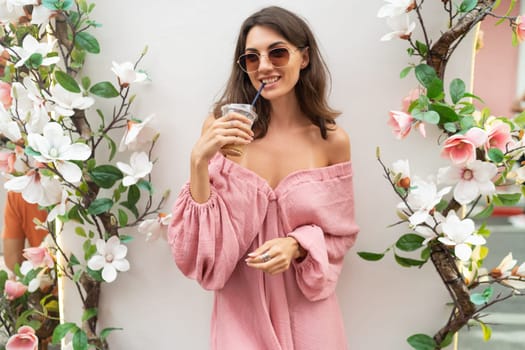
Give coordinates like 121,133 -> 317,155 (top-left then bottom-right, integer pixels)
168,154 -> 359,350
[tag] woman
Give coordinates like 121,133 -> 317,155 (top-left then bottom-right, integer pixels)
168,6 -> 359,349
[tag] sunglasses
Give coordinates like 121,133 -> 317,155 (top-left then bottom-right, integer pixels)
237,46 -> 306,73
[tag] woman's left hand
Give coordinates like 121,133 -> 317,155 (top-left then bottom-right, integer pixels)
245,237 -> 304,274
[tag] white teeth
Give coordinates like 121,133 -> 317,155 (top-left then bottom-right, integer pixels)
262,77 -> 279,84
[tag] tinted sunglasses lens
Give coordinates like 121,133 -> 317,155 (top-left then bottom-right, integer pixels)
268,48 -> 290,67
239,53 -> 260,72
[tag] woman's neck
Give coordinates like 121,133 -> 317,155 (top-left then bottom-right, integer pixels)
268,93 -> 308,128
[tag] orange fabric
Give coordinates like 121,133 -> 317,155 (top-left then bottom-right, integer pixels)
2,191 -> 48,247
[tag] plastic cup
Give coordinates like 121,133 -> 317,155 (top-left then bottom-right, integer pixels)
220,103 -> 257,156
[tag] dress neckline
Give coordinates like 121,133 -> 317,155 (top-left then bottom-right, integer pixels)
213,153 -> 352,195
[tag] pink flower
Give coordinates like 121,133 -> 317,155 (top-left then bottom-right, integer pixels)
441,127 -> 487,164
401,88 -> 425,113
4,280 -> 27,300
388,110 -> 413,139
23,246 -> 54,269
0,81 -> 12,109
5,326 -> 39,350
0,150 -> 15,173
516,15 -> 525,42
486,122 -> 512,152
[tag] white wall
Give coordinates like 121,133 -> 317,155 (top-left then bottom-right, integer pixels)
62,1 -> 476,349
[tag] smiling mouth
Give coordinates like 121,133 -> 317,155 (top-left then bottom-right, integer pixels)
261,77 -> 279,85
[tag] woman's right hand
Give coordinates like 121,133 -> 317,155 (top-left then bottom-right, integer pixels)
191,112 -> 254,163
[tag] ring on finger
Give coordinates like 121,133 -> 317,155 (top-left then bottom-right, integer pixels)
260,252 -> 271,263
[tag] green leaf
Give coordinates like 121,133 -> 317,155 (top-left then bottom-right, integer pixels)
450,78 -> 466,104
127,185 -> 140,206
52,323 -> 78,344
439,332 -> 455,348
459,103 -> 476,115
395,254 -> 426,267
55,70 -> 81,93
487,148 -> 504,163
69,253 -> 80,266
495,0 -> 516,25
42,0 -> 74,10
118,208 -> 128,226
120,235 -> 134,243
83,240 -> 97,261
396,234 -> 425,252
407,333 -> 437,350
459,116 -> 475,131
463,92 -> 484,103
103,133 -> 117,161
474,203 -> 494,220
415,64 -> 438,88
400,66 -> 413,79
470,286 -> 494,305
75,31 -> 100,54
495,193 -> 522,206
420,246 -> 431,261
429,103 -> 459,123
459,0 -> 478,12
422,110 -> 440,124
87,198 -> 114,215
82,308 -> 97,322
89,165 -> 123,188
513,110 -> 525,128
120,202 -> 139,218
74,226 -> 87,237
24,146 -> 42,157
426,78 -> 444,100
415,40 -> 428,57
100,327 -> 123,341
0,270 -> 8,293
443,122 -> 457,133
90,81 -> 119,98
357,252 -> 385,261
81,76 -> 91,91
72,328 -> 88,350
26,53 -> 43,69
479,320 -> 492,341
137,179 -> 153,193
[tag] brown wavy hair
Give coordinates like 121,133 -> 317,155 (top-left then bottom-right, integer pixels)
213,6 -> 339,139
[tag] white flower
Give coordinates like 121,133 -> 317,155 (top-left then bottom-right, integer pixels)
30,5 -> 54,27
11,79 -> 50,134
392,159 -> 410,178
507,166 -> 525,185
11,35 -> 60,68
438,160 -> 498,205
47,188 -> 69,222
438,211 -> 486,261
116,152 -> 153,186
111,61 -> 147,87
49,84 -> 94,117
0,104 -> 21,141
4,170 -> 62,206
0,0 -> 26,22
398,177 -> 451,226
138,213 -> 172,241
381,14 -> 416,41
87,236 -> 130,283
119,114 -> 157,152
378,0 -> 416,18
20,260 -> 54,293
413,212 -> 444,245
28,122 -> 91,183
490,253 -> 517,279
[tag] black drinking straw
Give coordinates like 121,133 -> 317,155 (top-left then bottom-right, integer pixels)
251,83 -> 266,106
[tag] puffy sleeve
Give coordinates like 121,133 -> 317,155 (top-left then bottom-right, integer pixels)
280,163 -> 359,301
167,156 -> 268,290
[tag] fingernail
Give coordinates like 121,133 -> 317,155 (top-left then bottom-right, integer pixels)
247,252 -> 256,257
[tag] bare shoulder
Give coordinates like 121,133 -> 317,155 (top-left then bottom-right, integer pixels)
325,125 -> 351,164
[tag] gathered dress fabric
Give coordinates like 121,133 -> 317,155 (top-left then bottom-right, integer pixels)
168,153 -> 359,350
